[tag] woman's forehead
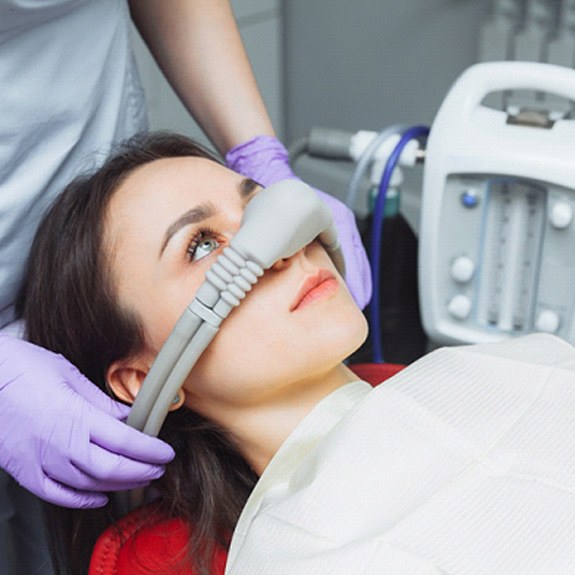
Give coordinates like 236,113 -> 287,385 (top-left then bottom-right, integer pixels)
123,156 -> 229,192
105,157 -> 246,247
111,157 -> 244,214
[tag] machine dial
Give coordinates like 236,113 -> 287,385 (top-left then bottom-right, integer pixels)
549,201 -> 573,229
447,294 -> 472,320
535,309 -> 561,334
451,256 -> 475,283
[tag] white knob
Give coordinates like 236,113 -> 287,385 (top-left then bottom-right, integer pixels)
549,201 -> 573,229
535,309 -> 561,333
451,256 -> 475,283
447,294 -> 472,320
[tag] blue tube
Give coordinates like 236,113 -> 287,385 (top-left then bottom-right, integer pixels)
369,125 -> 429,363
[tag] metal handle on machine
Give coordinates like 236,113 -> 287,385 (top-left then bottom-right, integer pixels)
443,61 -> 575,122
127,179 -> 345,436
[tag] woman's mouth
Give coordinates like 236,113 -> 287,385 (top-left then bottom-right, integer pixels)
290,269 -> 339,311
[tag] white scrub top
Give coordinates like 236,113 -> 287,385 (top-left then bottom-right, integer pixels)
0,0 -> 147,328
227,334 -> 575,574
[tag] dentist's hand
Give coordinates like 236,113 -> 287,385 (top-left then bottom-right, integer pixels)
226,135 -> 372,309
0,334 -> 175,508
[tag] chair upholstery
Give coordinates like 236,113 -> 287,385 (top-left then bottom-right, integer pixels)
89,502 -> 227,574
349,362 -> 405,385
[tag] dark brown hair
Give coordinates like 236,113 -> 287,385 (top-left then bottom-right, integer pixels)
17,132 -> 258,574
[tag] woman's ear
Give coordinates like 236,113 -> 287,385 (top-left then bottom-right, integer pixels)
106,356 -> 150,405
106,355 -> 187,411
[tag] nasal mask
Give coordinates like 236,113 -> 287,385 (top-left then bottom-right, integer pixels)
126,180 -> 345,436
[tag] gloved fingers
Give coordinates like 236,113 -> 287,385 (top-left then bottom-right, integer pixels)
313,189 -> 373,309
225,135 -> 295,186
334,210 -> 372,309
38,403 -> 173,493
38,475 -> 109,509
343,231 -> 372,309
89,413 -> 175,465
43,445 -> 167,493
62,362 -> 131,421
0,452 -> 108,508
0,335 -> 130,419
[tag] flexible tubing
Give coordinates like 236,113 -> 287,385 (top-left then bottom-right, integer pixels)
344,124 -> 407,211
369,125 -> 429,363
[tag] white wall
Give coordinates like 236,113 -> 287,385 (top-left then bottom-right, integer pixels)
131,0 -> 284,151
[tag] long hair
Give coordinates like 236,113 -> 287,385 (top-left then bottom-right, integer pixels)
17,132 -> 258,574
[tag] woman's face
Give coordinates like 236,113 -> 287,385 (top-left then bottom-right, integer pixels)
104,157 -> 368,424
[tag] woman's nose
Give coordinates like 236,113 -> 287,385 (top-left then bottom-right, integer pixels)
270,247 -> 306,271
270,256 -> 292,272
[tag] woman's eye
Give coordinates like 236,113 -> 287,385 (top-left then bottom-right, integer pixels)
189,232 -> 220,262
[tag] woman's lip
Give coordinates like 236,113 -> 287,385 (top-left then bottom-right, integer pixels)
290,269 -> 338,311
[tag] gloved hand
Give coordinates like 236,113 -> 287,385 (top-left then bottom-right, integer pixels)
0,334 -> 175,508
226,135 -> 372,309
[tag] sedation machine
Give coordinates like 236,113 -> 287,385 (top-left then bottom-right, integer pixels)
420,61 -> 575,347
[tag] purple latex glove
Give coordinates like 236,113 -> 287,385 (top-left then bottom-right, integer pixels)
0,334 -> 175,508
226,135 -> 372,309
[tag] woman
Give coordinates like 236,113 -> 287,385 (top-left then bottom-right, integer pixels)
2,1 -> 371,570
18,131 -> 368,574
20,133 -> 575,575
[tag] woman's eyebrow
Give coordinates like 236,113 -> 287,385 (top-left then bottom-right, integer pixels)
160,203 -> 215,256
160,178 -> 259,256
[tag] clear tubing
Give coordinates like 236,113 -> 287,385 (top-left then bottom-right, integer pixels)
344,125 -> 406,211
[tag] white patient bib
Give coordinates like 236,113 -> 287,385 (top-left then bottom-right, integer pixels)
227,334 -> 575,574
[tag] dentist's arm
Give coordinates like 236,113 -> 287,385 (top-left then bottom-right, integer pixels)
128,0 -> 274,153
0,334 -> 174,508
